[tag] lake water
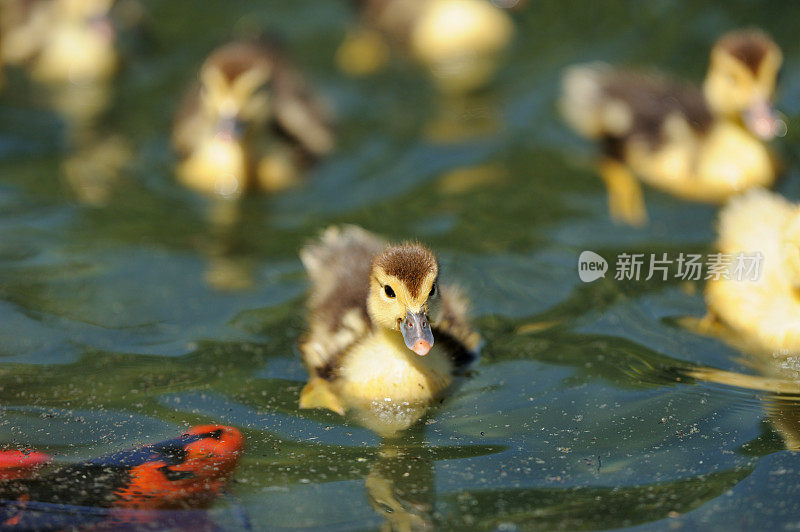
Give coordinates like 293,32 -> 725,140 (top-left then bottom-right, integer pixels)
1,0 -> 800,530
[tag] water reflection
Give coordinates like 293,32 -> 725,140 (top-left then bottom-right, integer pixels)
682,318 -> 800,451
1,0 -> 137,207
198,201 -> 258,292
435,467 -> 751,529
424,93 -> 503,144
365,444 -> 434,531
362,436 -> 514,531
52,76 -> 133,208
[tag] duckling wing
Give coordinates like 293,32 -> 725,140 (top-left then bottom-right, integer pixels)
299,225 -> 385,375
172,85 -> 203,156
560,64 -> 713,155
433,284 -> 480,369
271,56 -> 335,159
0,0 -> 48,65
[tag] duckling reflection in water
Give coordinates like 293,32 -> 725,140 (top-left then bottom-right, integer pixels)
423,91 -> 504,145
173,40 -> 334,199
366,445 -> 434,532
1,0 -> 141,206
682,189 -> 800,450
337,0 -> 514,94
298,226 -> 479,436
560,29 -> 784,226
62,135 -> 132,206
200,200 -> 258,292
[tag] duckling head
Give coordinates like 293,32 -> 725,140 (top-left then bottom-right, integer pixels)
367,244 -> 439,356
199,43 -> 273,143
52,0 -> 115,42
703,29 -> 783,139
58,0 -> 114,24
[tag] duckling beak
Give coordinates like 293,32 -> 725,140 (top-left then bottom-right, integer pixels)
89,14 -> 115,43
744,97 -> 782,140
400,310 -> 434,356
215,115 -> 245,142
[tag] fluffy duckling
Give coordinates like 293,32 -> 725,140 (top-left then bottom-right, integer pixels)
560,29 -> 783,226
173,41 -> 334,199
298,226 -> 479,435
683,189 -> 800,450
1,0 -> 117,84
337,0 -> 514,94
699,188 -> 800,356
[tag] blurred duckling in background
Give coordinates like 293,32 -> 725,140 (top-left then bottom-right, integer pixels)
337,0 -> 514,94
694,188 -> 800,356
560,29 -> 784,226
298,225 -> 479,436
1,0 -> 118,84
173,41 -> 334,199
682,188 -> 800,450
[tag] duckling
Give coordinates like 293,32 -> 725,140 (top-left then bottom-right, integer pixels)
693,188 -> 800,356
173,40 -> 334,199
680,189 -> 800,450
298,225 -> 479,435
337,0 -> 514,94
1,0 -> 117,84
560,29 -> 783,226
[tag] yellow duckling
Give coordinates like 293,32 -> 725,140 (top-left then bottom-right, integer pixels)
173,41 -> 334,199
560,29 -> 783,226
681,189 -> 800,450
697,188 -> 800,356
1,0 -> 117,84
337,0 -> 514,94
298,225 -> 479,435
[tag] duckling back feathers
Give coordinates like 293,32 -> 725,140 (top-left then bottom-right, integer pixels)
560,64 -> 713,155
300,225 -> 383,338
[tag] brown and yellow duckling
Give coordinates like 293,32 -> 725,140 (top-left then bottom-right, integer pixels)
337,0 -> 514,94
1,0 -> 118,84
173,40 -> 334,199
298,225 -> 479,435
560,29 -> 784,226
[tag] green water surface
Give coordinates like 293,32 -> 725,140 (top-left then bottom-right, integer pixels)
1,0 -> 800,530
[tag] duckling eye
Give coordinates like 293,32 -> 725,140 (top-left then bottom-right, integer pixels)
384,285 -> 396,298
429,285 -> 436,297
